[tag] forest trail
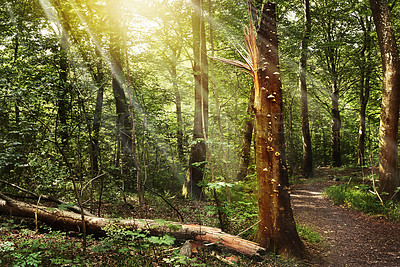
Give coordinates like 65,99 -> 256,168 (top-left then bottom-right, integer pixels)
291,170 -> 400,266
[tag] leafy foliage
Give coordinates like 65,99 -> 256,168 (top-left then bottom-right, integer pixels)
325,182 -> 400,221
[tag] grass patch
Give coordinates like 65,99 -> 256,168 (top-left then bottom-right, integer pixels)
296,224 -> 323,244
324,183 -> 400,221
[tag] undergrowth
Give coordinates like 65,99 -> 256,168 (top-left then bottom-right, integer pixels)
0,208 -> 299,267
324,181 -> 400,221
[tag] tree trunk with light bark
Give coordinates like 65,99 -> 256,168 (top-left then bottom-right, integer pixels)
369,0 -> 400,200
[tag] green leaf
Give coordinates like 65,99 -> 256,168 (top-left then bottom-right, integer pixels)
146,234 -> 175,246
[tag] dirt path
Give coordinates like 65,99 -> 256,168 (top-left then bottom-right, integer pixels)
291,181 -> 400,266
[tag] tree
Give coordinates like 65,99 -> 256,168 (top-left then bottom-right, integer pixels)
254,3 -> 304,257
235,0 -> 257,182
312,0 -> 355,168
53,0 -> 71,151
183,0 -> 209,199
369,0 -> 400,200
357,13 -> 372,166
215,2 -> 304,256
107,1 -> 143,204
298,0 -> 313,177
236,86 -> 255,181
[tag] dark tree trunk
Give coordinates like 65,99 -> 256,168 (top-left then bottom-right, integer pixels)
109,25 -> 133,173
57,28 -> 70,150
171,55 -> 184,162
184,0 -> 208,199
298,0 -> 313,178
236,86 -> 255,181
331,76 -> 341,167
92,54 -> 105,176
323,17 -> 342,167
369,0 -> 400,200
254,3 -> 304,257
357,16 -> 372,166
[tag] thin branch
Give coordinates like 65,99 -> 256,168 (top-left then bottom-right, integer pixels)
390,0 -> 398,11
142,184 -> 184,222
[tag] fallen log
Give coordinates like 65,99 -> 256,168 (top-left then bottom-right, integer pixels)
0,193 -> 265,257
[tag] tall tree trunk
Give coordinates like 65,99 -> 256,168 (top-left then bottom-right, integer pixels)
108,2 -> 136,198
110,33 -> 132,168
124,35 -> 143,205
323,17 -> 342,167
171,60 -> 184,162
369,0 -> 400,200
254,3 -> 304,257
57,28 -> 70,150
357,16 -> 372,166
325,25 -> 342,167
236,86 -> 255,181
208,0 -> 230,202
331,73 -> 341,167
92,54 -> 104,177
183,0 -> 208,199
298,0 -> 313,178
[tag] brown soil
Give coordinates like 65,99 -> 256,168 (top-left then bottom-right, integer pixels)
291,169 -> 400,266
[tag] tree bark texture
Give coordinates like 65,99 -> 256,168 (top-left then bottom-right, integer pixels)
0,194 -> 265,257
298,0 -> 313,178
369,0 -> 400,200
184,0 -> 208,199
254,3 -> 304,257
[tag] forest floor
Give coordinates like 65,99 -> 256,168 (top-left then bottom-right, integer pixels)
292,167 -> 400,266
2,167 -> 400,266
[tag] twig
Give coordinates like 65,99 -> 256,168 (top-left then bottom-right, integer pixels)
236,219 -> 261,237
370,156 -> 384,206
